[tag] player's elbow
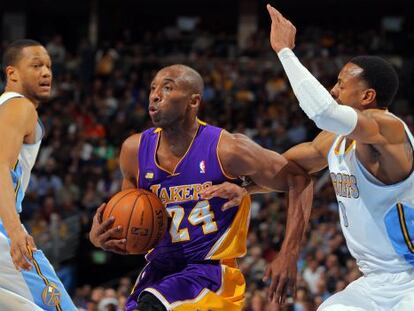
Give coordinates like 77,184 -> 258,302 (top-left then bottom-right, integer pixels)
286,161 -> 312,190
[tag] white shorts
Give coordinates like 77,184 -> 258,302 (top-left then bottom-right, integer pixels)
318,269 -> 414,311
0,223 -> 76,310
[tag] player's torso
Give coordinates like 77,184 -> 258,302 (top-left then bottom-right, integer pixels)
0,92 -> 43,214
137,121 -> 250,267
327,121 -> 414,274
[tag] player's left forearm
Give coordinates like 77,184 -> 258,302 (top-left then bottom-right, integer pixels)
280,174 -> 313,255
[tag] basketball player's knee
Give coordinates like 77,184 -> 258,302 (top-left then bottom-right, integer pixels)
136,292 -> 166,311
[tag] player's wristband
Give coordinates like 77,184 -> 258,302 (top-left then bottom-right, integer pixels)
277,48 -> 358,135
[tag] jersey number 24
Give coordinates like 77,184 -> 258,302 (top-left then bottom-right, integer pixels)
167,201 -> 218,243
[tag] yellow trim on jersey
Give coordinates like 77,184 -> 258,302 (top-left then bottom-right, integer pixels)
153,123 -> 201,176
12,160 -> 21,201
345,140 -> 356,154
397,203 -> 414,253
207,196 -> 251,260
334,137 -> 342,155
334,137 -> 355,155
216,130 -> 237,180
196,118 -> 207,126
136,134 -> 142,187
13,159 -> 19,170
153,128 -> 162,133
14,180 -> 21,200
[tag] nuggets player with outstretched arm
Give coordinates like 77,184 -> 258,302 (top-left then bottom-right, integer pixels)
0,40 -> 76,310
89,64 -> 313,311
263,5 -> 414,311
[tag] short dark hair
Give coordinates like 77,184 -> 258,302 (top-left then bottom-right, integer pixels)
2,39 -> 43,71
349,56 -> 399,108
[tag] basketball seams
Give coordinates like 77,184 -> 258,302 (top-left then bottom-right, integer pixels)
140,194 -> 155,252
125,193 -> 145,253
106,189 -> 137,219
104,188 -> 166,254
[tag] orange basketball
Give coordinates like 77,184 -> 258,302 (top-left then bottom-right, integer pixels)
102,188 -> 168,254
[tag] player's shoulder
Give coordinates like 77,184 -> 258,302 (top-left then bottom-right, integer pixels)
217,130 -> 260,166
121,133 -> 142,159
218,130 -> 251,153
0,96 -> 37,117
361,109 -> 403,126
363,109 -> 406,142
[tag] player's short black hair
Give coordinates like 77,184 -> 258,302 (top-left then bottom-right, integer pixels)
350,56 -> 399,108
2,39 -> 42,71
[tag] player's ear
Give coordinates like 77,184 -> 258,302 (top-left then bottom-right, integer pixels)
5,66 -> 19,83
361,88 -> 376,107
190,94 -> 202,109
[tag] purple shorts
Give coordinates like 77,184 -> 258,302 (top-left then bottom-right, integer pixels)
126,260 -> 245,311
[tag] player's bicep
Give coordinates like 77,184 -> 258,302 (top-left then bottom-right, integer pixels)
283,131 -> 333,174
119,134 -> 141,190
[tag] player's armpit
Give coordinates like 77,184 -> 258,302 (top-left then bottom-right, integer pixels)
346,109 -> 406,145
119,133 -> 142,189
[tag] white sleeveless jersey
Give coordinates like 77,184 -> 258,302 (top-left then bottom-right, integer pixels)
0,92 -> 43,213
327,113 -> 414,274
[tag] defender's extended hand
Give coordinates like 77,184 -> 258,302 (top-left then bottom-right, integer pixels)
267,4 -> 296,53
200,182 -> 247,211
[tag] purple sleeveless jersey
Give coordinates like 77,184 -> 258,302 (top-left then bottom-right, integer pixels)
126,121 -> 250,310
138,121 -> 249,267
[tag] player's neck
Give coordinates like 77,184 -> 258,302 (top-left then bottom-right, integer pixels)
4,84 -> 40,107
161,119 -> 199,156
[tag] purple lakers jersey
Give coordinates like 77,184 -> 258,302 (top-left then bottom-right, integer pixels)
138,120 -> 251,266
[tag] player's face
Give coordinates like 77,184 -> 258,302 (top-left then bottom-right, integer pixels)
149,68 -> 192,127
13,46 -> 52,102
330,63 -> 368,109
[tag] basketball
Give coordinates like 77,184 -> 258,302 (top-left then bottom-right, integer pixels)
102,189 -> 168,254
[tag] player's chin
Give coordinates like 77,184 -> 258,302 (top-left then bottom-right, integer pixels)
150,115 -> 163,127
35,92 -> 51,102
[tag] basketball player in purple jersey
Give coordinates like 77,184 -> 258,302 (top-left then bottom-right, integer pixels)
90,64 -> 313,310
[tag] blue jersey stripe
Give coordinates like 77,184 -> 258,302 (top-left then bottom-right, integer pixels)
384,203 -> 414,265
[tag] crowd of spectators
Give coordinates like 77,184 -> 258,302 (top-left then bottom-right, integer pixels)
1,21 -> 413,311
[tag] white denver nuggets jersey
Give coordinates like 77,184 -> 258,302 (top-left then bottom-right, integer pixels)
0,92 -> 43,213
327,114 -> 414,274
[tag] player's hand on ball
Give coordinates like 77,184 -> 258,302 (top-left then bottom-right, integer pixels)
8,228 -> 37,271
267,4 -> 296,53
200,182 -> 248,211
263,250 -> 298,305
89,203 -> 127,255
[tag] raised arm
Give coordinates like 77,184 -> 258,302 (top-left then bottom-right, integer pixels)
0,98 -> 38,271
266,4 -> 405,145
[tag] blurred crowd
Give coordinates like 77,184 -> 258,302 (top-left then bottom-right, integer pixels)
1,22 -> 414,311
